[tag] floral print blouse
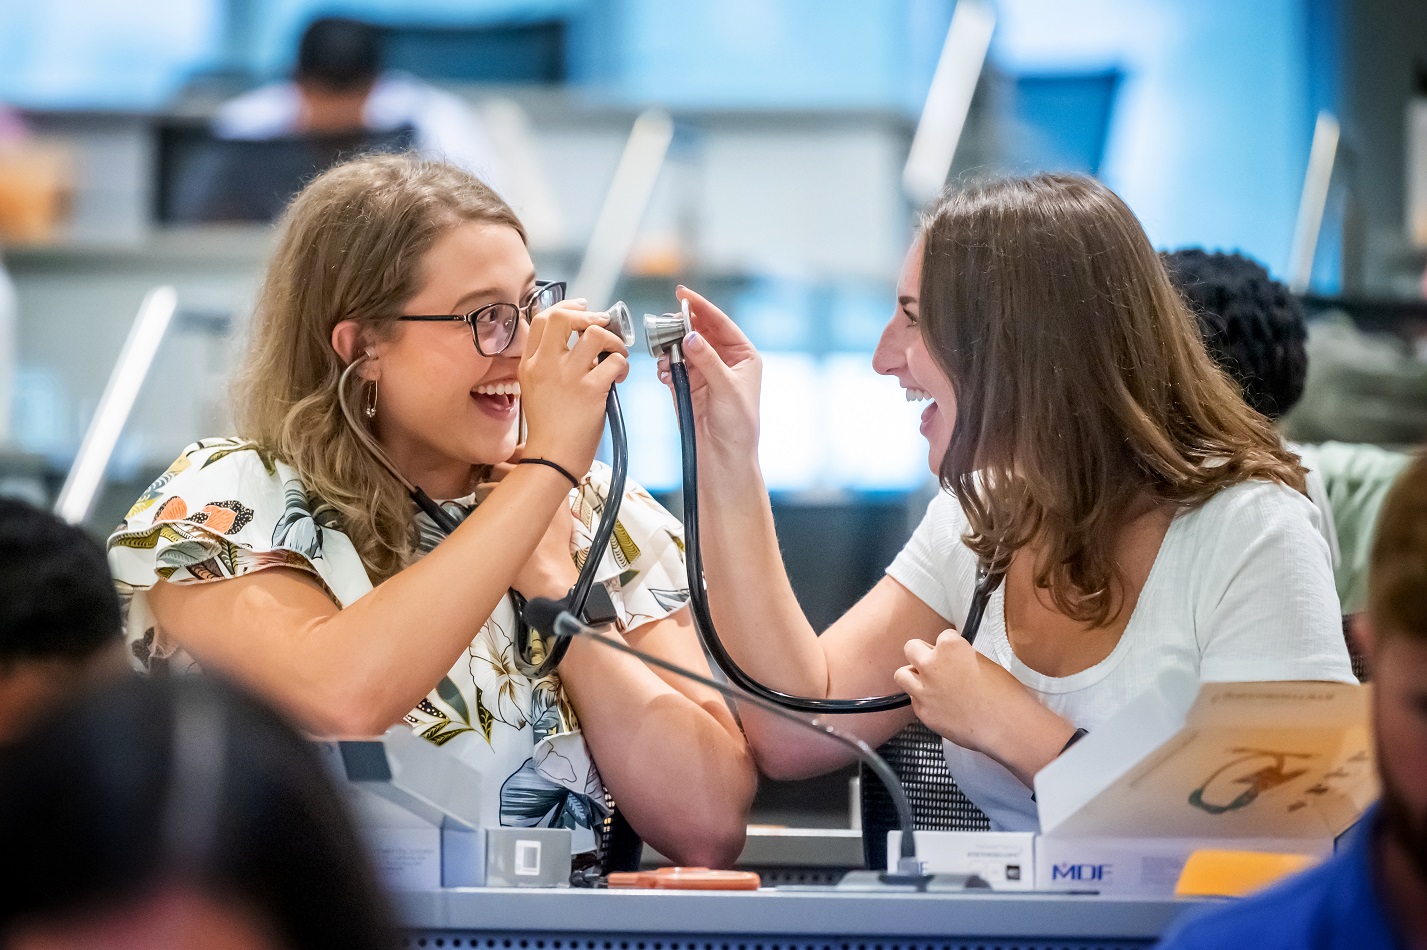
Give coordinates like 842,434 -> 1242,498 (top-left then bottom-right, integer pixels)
107,438 -> 691,858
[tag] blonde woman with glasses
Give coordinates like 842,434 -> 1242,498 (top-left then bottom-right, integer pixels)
107,154 -> 756,871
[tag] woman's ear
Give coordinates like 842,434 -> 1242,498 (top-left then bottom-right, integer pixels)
332,320 -> 378,379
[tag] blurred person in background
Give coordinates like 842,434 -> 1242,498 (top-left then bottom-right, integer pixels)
0,674 -> 399,950
0,498 -> 128,744
214,16 -> 505,188
1164,249 -> 1413,621
659,173 -> 1351,831
1157,453 -> 1427,950
107,154 -> 755,871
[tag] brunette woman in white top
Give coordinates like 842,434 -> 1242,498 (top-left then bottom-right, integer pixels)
658,173 -> 1353,831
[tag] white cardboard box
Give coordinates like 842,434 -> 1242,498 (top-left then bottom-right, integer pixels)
1030,675 -> 1377,896
350,788 -> 445,890
888,677 -> 1376,896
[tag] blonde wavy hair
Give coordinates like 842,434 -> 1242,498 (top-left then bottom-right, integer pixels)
232,154 -> 525,583
919,173 -> 1306,627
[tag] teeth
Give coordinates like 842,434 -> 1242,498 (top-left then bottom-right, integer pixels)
474,382 -> 521,397
904,388 -> 933,403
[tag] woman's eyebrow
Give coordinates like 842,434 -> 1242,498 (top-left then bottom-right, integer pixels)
449,272 -> 538,313
449,286 -> 504,313
898,295 -> 918,307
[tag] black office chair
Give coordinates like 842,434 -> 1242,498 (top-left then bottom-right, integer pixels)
1345,615 -> 1370,683
859,721 -> 989,871
601,807 -> 644,873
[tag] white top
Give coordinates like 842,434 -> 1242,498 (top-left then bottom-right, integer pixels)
886,480 -> 1355,832
108,439 -> 691,857
214,72 -> 507,190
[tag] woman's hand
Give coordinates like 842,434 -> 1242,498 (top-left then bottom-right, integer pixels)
520,302 -> 629,478
894,631 -> 1076,786
657,286 -> 763,457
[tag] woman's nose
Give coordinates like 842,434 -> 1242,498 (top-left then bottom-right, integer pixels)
503,316 -> 530,360
871,316 -> 904,376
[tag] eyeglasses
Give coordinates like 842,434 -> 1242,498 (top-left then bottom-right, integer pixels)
398,281 -> 566,356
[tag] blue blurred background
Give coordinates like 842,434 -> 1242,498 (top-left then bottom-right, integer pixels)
2,0 -> 1425,648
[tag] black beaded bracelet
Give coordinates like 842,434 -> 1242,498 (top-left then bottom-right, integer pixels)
518,457 -> 580,490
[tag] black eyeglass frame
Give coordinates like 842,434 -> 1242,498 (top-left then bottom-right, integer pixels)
397,280 -> 566,356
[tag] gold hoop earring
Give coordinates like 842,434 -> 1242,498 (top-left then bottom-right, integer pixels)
365,380 -> 378,420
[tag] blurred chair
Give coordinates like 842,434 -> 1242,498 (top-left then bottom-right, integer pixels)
1004,68 -> 1123,177
379,20 -> 567,84
859,721 -> 990,871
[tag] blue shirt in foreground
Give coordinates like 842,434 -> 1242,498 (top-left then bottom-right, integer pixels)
1157,806 -> 1402,950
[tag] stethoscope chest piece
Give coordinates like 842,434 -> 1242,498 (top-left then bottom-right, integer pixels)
643,298 -> 691,359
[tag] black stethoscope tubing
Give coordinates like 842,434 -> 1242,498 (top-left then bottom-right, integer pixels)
668,356 -> 1004,715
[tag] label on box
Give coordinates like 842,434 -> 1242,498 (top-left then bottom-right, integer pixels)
348,782 -> 444,890
367,826 -> 442,890
1033,835 -> 1330,897
888,830 -> 1036,890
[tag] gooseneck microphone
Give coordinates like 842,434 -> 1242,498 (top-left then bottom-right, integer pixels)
521,597 -> 930,881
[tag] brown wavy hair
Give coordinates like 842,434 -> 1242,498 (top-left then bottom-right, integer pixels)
919,173 -> 1306,626
232,154 -> 524,583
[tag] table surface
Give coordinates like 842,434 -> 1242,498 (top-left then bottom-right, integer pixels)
396,885 -> 1216,942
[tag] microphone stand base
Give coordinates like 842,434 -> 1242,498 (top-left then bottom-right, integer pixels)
834,870 -> 991,892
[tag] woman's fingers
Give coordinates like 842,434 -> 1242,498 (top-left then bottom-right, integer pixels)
532,305 -> 608,358
677,285 -> 736,335
678,285 -> 756,354
892,664 -> 919,695
903,637 -> 934,666
679,329 -> 737,391
569,324 -> 628,367
589,352 -> 630,390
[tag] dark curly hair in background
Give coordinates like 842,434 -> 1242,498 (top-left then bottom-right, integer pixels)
1162,249 -> 1308,420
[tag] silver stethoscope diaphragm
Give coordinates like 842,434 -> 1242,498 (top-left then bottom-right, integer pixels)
643,298 -> 691,359
593,301 -> 637,349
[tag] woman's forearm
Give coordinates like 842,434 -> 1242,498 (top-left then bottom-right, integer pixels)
695,452 -> 831,697
692,452 -> 925,777
557,628 -> 757,868
312,465 -> 580,725
154,464 -> 576,735
990,699 -> 1077,789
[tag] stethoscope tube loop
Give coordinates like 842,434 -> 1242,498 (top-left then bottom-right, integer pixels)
667,356 -> 1003,715
670,360 -> 905,713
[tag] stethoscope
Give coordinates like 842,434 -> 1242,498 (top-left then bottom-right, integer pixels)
336,301 -> 638,678
644,301 -> 1006,715
338,299 -> 1004,712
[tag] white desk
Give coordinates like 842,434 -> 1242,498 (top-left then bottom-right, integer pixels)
395,886 -> 1215,950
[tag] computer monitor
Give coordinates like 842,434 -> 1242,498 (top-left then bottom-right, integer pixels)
157,122 -> 416,224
